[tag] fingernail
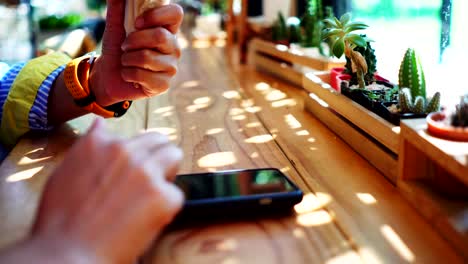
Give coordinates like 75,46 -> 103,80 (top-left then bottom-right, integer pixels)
135,17 -> 144,28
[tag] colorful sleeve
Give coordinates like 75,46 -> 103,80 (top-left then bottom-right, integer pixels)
0,52 -> 71,149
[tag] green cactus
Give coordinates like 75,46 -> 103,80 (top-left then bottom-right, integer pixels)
289,23 -> 302,44
398,48 -> 426,99
413,96 -> 426,114
399,88 -> 413,113
397,48 -> 441,114
426,92 -> 441,113
451,94 -> 468,127
272,12 -> 288,43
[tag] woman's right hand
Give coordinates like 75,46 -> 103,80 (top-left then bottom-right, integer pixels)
32,118 -> 184,264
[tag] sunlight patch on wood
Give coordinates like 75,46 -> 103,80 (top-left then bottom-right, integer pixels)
6,166 -> 44,182
275,44 -> 288,52
325,250 -> 362,264
296,130 -> 310,136
309,93 -> 329,108
246,122 -> 262,128
198,152 -> 237,168
265,90 -> 287,101
245,134 -> 276,144
308,137 -> 316,143
221,258 -> 240,264
153,106 -> 174,114
245,106 -> 262,113
271,99 -> 297,108
180,80 -> 200,89
297,210 -> 333,227
255,82 -> 271,91
232,115 -> 247,121
356,193 -> 378,205
392,126 -> 401,134
194,97 -> 212,105
229,108 -> 245,116
206,128 -> 224,135
295,193 -> 332,214
285,114 -> 302,129
250,152 -> 259,158
381,225 -> 415,263
223,90 -> 241,99
292,228 -> 306,238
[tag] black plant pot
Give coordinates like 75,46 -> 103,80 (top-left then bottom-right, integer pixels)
374,102 -> 427,126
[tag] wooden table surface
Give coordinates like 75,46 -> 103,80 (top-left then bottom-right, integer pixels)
0,41 -> 464,263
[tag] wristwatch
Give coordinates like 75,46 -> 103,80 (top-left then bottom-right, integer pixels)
64,53 -> 132,118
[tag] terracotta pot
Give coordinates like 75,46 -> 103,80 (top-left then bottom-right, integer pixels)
427,112 -> 468,142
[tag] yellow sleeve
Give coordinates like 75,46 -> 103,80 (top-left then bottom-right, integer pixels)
0,52 -> 71,149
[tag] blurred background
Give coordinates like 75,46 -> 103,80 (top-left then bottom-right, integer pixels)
0,0 -> 466,97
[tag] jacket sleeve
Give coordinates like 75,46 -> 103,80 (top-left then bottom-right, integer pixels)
0,52 -> 71,149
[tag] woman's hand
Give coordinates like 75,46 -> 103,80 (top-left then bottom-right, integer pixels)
32,118 -> 184,264
90,1 -> 183,106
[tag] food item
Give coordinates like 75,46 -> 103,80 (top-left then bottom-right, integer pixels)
124,0 -> 170,34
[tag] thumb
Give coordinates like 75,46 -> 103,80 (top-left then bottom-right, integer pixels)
102,0 -> 127,55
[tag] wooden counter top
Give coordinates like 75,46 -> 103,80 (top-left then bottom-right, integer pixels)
0,43 -> 463,263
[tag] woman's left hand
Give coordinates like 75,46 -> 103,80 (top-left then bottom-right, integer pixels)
90,1 -> 183,106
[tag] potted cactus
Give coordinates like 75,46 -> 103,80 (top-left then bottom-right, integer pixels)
372,48 -> 441,125
427,94 -> 468,142
271,12 -> 289,46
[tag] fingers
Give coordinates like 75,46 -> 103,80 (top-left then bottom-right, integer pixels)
136,4 -> 184,34
121,50 -> 178,73
121,67 -> 174,97
122,27 -> 181,57
101,0 -> 126,55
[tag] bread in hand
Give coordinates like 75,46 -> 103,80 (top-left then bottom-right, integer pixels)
124,0 -> 170,34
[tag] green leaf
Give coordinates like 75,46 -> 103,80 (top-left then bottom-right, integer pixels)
323,18 -> 338,28
334,17 -> 342,28
332,37 -> 345,58
346,34 -> 367,47
340,13 -> 351,26
322,28 -> 342,40
345,22 -> 369,33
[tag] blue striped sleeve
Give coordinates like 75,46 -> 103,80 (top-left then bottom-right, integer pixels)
0,62 -> 27,123
29,65 -> 66,130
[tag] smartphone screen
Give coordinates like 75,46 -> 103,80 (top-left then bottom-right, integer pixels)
173,168 -> 303,222
175,168 -> 301,202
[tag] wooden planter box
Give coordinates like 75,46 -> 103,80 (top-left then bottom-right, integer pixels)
398,119 -> 468,259
302,72 -> 400,183
249,38 -> 345,87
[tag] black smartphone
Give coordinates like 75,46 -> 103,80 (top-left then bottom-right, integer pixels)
173,168 -> 303,222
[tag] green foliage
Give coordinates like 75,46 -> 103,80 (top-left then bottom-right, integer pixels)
322,13 -> 369,88
289,23 -> 302,44
39,13 -> 82,31
398,48 -> 426,99
272,12 -> 288,42
399,88 -> 414,113
451,94 -> 468,127
301,0 -> 332,51
397,48 -> 440,114
426,92 -> 441,113
344,36 -> 377,85
86,0 -> 106,11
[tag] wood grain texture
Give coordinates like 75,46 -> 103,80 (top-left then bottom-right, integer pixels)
230,58 -> 463,263
398,119 -> 468,260
0,42 -> 463,264
143,46 -> 358,263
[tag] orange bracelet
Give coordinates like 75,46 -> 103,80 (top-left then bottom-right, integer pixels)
64,54 -> 131,118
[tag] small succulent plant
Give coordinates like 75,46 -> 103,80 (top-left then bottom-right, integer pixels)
398,48 -> 440,114
322,13 -> 369,88
451,94 -> 468,127
272,12 -> 288,43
